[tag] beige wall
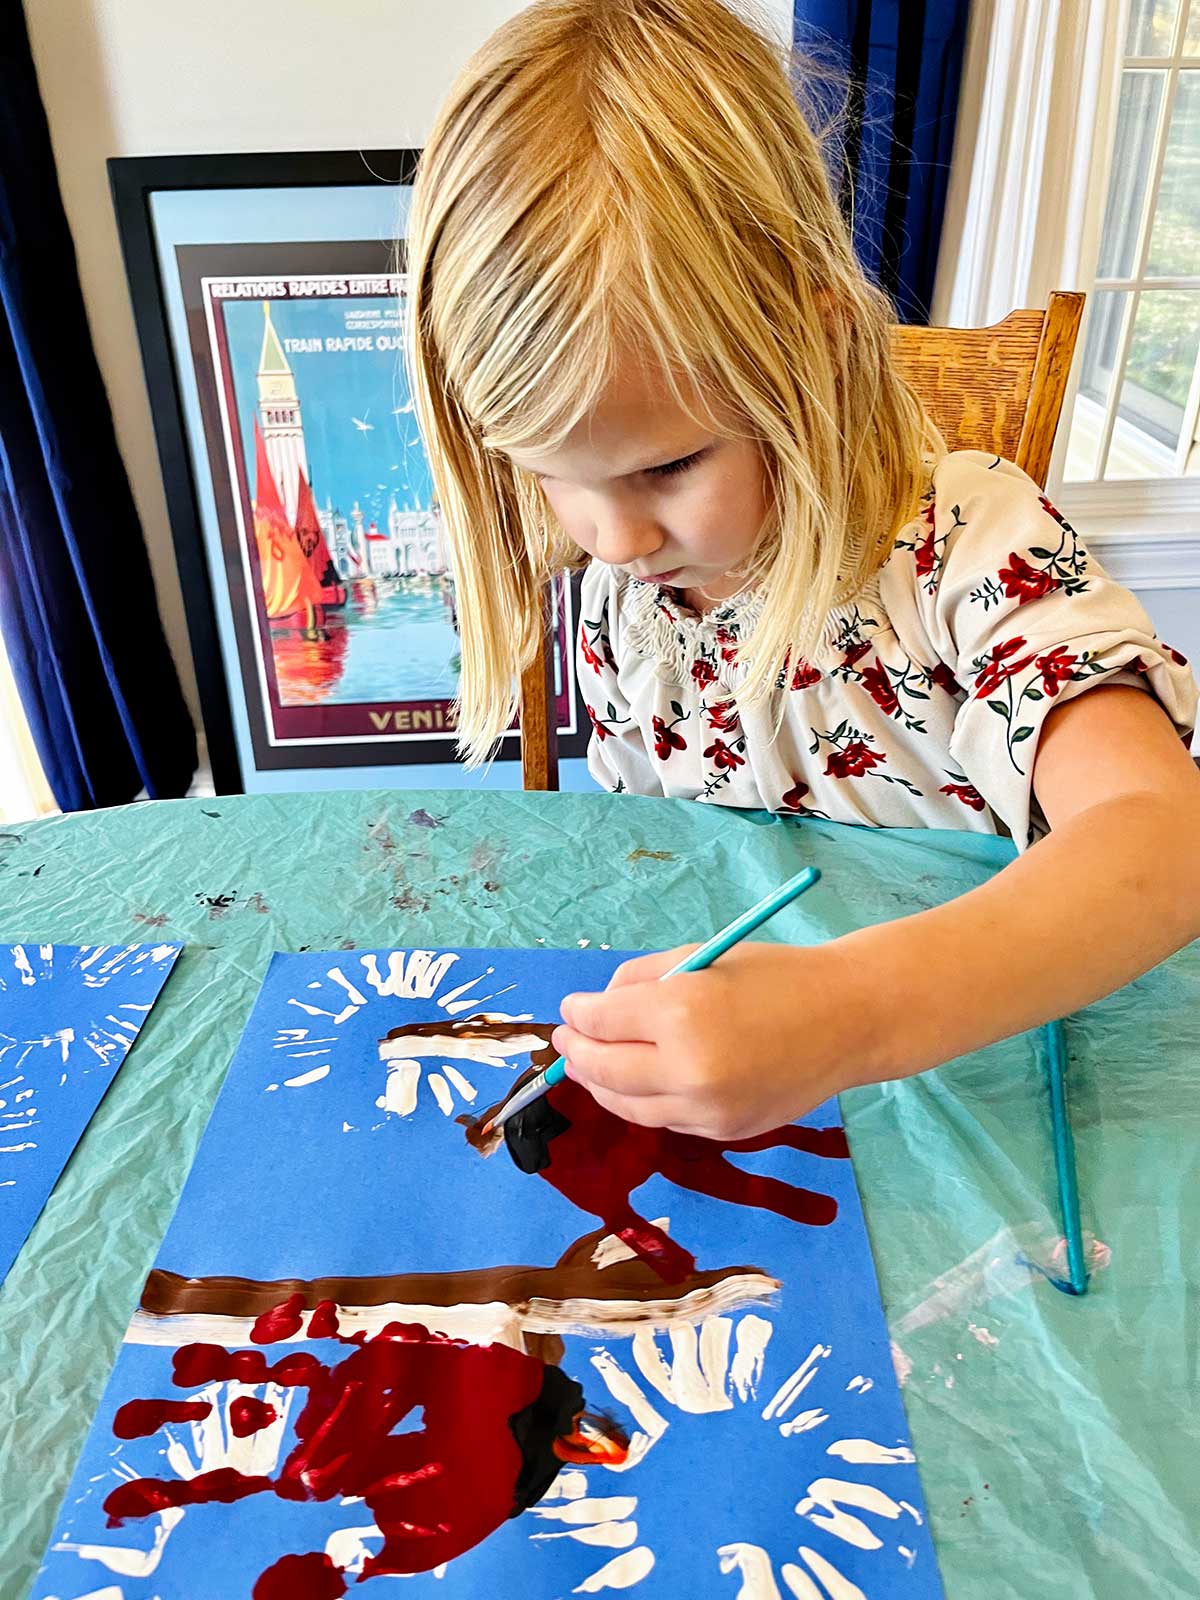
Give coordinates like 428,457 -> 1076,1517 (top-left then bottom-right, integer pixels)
24,0 -> 794,729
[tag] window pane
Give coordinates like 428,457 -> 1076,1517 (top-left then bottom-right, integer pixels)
1127,0 -> 1181,54
1184,1 -> 1200,53
1106,289 -> 1200,477
1064,292 -> 1130,480
1147,70 -> 1200,274
1097,72 -> 1165,278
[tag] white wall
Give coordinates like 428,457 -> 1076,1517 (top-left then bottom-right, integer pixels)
25,0 -> 794,728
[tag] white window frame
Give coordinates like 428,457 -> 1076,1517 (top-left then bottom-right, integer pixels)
1049,0 -> 1200,561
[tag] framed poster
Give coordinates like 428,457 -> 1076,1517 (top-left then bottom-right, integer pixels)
108,152 -> 591,794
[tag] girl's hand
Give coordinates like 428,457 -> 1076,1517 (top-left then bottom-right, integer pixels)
550,941 -> 878,1141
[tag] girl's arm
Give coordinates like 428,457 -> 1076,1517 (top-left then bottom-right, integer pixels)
552,685 -> 1200,1139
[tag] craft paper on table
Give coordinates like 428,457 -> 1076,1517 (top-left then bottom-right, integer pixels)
0,943 -> 181,1286
36,947 -> 943,1600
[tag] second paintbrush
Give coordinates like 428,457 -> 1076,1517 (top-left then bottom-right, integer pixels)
484,864 -> 822,1135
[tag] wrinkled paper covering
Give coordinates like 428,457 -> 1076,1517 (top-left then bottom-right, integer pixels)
1,790 -> 1197,1599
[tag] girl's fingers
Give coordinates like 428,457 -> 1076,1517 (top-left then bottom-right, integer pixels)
557,980 -> 667,1044
556,1031 -> 661,1096
586,1082 -> 697,1130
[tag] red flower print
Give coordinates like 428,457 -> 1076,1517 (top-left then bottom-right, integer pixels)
1038,495 -> 1068,527
1164,642 -> 1189,666
789,659 -> 822,690
585,703 -> 609,740
999,552 -> 1060,604
704,737 -> 744,771
914,528 -> 938,578
580,635 -> 603,673
921,503 -> 936,529
715,625 -> 739,666
652,715 -> 687,760
1034,646 -> 1078,697
825,739 -> 886,779
861,658 -> 900,717
841,639 -> 871,670
691,656 -> 718,689
930,661 -> 961,695
705,700 -> 739,732
974,637 -> 1035,698
940,781 -> 986,812
780,781 -> 810,811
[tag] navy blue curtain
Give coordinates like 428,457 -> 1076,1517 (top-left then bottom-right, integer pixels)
0,6 -> 195,810
794,0 -> 970,324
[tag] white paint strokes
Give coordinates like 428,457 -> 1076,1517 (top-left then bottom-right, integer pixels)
288,997 -> 360,1028
379,1024 -> 547,1068
428,1073 -> 454,1116
762,1344 -> 831,1427
54,1503 -> 183,1576
631,1320 -> 733,1413
325,966 -> 368,1008
0,1141 -> 37,1153
845,1375 -> 873,1394
794,1547 -> 866,1600
897,1501 -> 923,1525
547,1470 -> 589,1501
779,1409 -> 828,1438
589,1349 -> 668,1471
717,1543 -> 784,1598
729,1314 -> 773,1401
968,1322 -> 999,1348
166,1381 -> 295,1479
435,968 -> 495,1010
795,1479 -> 909,1550
530,1496 -> 637,1525
282,1065 -> 330,1089
325,1523 -> 382,1576
360,949 -> 460,999
778,1565 -> 824,1600
440,1063 -> 476,1101
533,1521 -> 638,1550
826,1439 -> 915,1466
376,1060 -> 420,1116
899,1546 -> 916,1567
573,1546 -> 655,1591
13,946 -> 35,986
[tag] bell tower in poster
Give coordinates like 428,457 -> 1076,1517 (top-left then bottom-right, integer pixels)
257,300 -> 308,525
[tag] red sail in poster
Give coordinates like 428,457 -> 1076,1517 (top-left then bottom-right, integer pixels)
252,418 -> 323,627
295,467 -> 346,610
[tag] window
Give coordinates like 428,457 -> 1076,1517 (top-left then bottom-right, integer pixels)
1062,0 -> 1200,485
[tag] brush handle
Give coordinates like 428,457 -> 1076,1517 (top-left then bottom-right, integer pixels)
1045,1018 -> 1088,1295
663,866 -> 822,978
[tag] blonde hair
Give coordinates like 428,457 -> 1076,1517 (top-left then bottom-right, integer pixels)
405,0 -> 941,766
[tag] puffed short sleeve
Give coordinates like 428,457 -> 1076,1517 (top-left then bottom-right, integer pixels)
888,452 -> 1198,845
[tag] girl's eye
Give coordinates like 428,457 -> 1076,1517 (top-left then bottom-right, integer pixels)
647,450 -> 707,479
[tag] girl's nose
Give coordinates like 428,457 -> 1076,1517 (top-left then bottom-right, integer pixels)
592,502 -> 665,569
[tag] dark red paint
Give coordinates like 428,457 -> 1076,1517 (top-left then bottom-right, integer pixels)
251,1290 -> 307,1343
307,1298 -> 340,1339
172,1344 -> 322,1389
108,1319 -> 598,1587
532,1078 -> 850,1284
111,1398 -> 212,1439
106,1466 -> 274,1521
229,1396 -> 279,1437
254,1552 -> 347,1600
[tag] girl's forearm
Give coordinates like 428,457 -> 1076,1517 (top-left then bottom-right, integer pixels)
831,791 -> 1200,1084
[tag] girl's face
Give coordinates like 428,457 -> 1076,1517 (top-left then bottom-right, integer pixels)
505,354 -> 771,605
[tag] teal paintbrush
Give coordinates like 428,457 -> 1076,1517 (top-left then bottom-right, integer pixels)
484,865 -> 822,1135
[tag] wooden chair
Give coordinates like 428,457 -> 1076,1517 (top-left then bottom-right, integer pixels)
518,290 -> 1085,792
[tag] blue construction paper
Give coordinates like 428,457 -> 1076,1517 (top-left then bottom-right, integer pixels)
36,947 -> 944,1599
0,942 -> 180,1286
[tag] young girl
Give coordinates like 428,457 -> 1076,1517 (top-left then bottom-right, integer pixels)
406,0 -> 1200,1142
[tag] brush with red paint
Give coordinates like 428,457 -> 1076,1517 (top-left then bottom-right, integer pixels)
484,865 -> 822,1135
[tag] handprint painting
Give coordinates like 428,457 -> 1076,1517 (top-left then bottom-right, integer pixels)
35,948 -> 943,1600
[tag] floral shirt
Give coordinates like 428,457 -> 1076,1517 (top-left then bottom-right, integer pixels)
577,450 -> 1198,848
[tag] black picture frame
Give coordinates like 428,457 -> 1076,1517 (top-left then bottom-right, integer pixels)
108,150 -> 588,792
